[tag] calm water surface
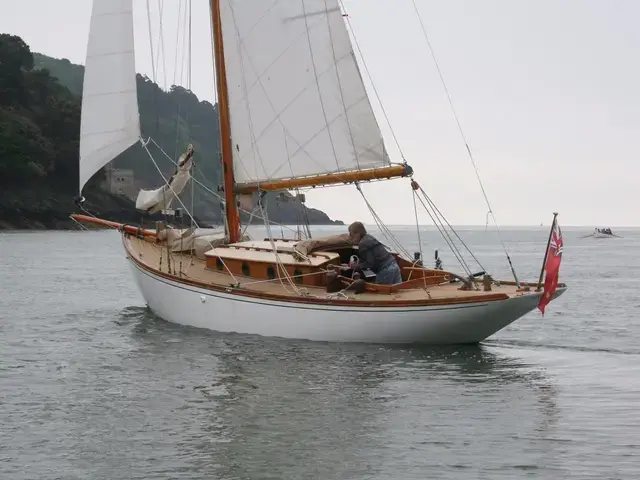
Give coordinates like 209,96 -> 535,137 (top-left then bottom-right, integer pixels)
1,225 -> 639,479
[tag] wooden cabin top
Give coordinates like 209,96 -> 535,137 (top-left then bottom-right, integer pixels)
204,244 -> 340,267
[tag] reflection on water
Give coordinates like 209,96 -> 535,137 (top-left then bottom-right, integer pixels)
114,308 -> 559,479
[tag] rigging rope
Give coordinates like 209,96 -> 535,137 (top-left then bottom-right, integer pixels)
140,137 -> 240,286
257,192 -> 306,296
155,0 -> 168,89
188,0 -> 195,230
411,189 -> 424,265
296,188 -> 312,240
188,0 -> 192,89
338,0 -> 406,162
325,0 -> 361,171
409,0 -> 520,286
338,1 -> 478,281
413,182 -> 487,274
147,138 -> 304,237
411,184 -> 475,280
145,0 -> 157,85
172,0 -> 183,86
301,0 -> 341,172
355,183 -> 412,259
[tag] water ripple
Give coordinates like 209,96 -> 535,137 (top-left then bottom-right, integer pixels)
1,227 -> 639,479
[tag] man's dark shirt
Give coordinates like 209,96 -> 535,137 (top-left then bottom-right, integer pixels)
356,234 -> 395,273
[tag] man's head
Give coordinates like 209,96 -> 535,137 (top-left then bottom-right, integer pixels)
348,221 -> 367,243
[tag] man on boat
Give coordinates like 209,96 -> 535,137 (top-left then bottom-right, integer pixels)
347,221 -> 402,285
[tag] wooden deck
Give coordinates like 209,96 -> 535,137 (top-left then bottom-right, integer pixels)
124,234 -> 534,306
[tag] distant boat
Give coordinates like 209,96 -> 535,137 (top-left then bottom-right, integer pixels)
582,228 -> 621,239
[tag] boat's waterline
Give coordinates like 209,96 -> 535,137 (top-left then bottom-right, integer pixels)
126,248 -> 565,345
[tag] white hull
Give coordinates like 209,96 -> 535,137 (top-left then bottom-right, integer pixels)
592,232 -> 615,238
126,248 -> 565,345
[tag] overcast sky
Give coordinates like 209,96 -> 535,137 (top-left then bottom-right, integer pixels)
2,0 -> 639,226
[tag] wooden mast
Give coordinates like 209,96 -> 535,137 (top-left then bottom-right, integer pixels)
210,0 -> 240,243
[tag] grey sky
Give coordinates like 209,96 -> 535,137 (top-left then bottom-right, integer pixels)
2,0 -> 638,226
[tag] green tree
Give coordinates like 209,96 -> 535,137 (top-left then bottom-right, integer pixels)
0,36 -> 341,229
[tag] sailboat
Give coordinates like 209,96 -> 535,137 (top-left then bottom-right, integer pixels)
72,0 -> 566,344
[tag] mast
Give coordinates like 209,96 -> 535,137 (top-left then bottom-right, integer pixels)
210,0 -> 240,243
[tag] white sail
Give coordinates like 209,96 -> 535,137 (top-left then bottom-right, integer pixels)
219,0 -> 390,185
135,147 -> 194,214
79,0 -> 140,193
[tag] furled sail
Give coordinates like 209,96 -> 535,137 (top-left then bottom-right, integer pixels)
219,0 -> 390,185
79,0 -> 140,194
135,146 -> 195,214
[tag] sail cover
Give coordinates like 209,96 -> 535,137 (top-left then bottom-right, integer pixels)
79,0 -> 140,194
219,0 -> 390,185
135,146 -> 195,214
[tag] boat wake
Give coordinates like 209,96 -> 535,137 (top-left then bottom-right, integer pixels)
484,338 -> 640,356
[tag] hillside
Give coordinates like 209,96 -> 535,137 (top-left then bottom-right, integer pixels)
0,33 -> 342,230
31,52 -> 342,227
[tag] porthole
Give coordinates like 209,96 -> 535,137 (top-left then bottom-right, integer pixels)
215,257 -> 223,271
293,268 -> 303,284
241,262 -> 250,276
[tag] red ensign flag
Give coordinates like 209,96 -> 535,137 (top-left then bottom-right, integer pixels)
537,219 -> 563,315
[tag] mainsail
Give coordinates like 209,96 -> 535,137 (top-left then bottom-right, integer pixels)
218,0 -> 391,186
135,146 -> 195,214
79,0 -> 140,194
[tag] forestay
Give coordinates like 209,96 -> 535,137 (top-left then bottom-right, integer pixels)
79,0 -> 140,193
219,0 -> 390,185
